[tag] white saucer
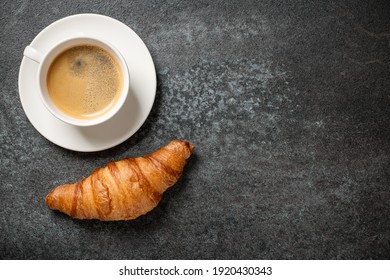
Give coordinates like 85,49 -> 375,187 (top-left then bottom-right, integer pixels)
18,14 -> 156,152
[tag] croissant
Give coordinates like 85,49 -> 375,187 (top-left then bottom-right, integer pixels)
46,140 -> 194,221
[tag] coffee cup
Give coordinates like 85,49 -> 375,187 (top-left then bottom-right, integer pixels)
23,36 -> 130,127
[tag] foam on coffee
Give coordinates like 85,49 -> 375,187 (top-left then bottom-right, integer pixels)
47,45 -> 123,120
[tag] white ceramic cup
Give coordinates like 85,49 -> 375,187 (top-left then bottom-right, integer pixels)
23,36 -> 130,127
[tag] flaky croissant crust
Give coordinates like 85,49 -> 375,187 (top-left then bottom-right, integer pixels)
46,140 -> 194,221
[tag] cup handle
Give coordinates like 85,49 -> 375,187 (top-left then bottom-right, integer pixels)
23,46 -> 43,63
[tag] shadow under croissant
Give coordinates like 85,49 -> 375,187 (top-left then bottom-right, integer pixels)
48,153 -> 199,228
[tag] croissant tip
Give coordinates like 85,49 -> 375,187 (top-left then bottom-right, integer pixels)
45,190 -> 55,209
172,139 -> 195,151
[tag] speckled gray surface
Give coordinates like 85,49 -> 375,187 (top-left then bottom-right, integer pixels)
1,0 -> 390,259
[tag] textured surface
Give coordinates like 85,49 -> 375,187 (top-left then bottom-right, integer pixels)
1,0 -> 390,259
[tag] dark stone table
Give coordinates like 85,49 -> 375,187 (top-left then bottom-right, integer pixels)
1,0 -> 389,259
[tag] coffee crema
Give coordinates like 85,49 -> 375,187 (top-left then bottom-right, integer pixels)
46,45 -> 123,120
